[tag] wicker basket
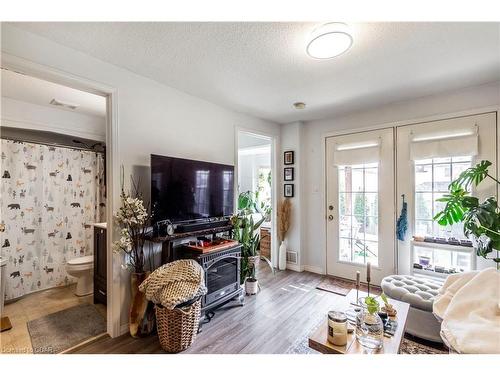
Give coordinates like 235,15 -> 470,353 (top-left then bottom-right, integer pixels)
155,299 -> 201,353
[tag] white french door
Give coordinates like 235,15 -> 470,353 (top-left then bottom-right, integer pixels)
326,128 -> 395,285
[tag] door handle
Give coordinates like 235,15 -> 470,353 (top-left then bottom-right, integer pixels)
328,215 -> 334,221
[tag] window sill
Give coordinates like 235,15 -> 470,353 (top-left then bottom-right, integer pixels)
410,240 -> 474,253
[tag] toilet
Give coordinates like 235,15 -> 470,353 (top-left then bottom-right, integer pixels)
66,255 -> 94,296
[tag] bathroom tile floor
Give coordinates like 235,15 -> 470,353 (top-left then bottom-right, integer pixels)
0,285 -> 106,354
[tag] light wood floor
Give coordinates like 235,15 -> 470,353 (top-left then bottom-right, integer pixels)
71,267 -> 345,354
0,285 -> 106,354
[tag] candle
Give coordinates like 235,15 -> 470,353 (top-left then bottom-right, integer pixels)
366,262 -> 371,283
356,271 -> 360,289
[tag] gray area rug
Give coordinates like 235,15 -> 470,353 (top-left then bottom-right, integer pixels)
286,317 -> 446,355
27,304 -> 106,354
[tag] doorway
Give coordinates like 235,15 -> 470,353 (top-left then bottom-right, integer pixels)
325,128 -> 395,285
237,131 -> 275,266
0,66 -> 112,352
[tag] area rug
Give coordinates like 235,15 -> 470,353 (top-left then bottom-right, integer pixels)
316,276 -> 382,296
285,319 -> 447,354
27,304 -> 106,354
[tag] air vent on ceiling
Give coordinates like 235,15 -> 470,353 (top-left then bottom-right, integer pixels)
286,251 -> 298,264
50,98 -> 79,110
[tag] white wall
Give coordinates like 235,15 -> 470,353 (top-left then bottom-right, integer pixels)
280,122 -> 305,271
1,96 -> 105,141
1,24 -> 281,333
295,82 -> 500,274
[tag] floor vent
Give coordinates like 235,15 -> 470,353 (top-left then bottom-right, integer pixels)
286,251 -> 298,264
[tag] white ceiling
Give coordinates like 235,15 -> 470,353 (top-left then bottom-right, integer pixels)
1,68 -> 106,117
11,22 -> 500,124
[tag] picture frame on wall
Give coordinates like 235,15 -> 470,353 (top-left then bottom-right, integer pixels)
284,167 -> 294,181
284,184 -> 294,197
284,151 -> 294,165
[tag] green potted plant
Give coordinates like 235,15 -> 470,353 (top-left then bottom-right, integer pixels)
232,191 -> 273,294
434,160 -> 500,266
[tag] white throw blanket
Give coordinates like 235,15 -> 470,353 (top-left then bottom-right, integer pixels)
433,267 -> 500,354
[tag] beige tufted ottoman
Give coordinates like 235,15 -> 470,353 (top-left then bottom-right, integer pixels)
381,274 -> 443,343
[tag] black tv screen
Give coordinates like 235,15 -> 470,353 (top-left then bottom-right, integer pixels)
151,154 -> 234,224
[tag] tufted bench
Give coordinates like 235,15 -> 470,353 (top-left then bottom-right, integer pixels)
381,274 -> 443,343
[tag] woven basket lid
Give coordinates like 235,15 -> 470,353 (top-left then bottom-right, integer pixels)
139,259 -> 207,309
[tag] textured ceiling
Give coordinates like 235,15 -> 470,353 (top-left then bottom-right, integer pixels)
1,68 -> 106,117
11,22 -> 500,124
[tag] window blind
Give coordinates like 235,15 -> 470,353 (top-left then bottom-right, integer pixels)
333,140 -> 380,165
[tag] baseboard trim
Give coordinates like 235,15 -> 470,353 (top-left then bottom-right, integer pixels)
285,263 -> 304,272
120,322 -> 129,336
303,265 -> 325,275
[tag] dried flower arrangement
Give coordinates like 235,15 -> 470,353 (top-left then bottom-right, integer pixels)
278,198 -> 291,242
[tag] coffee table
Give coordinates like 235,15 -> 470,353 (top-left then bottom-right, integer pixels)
308,289 -> 410,354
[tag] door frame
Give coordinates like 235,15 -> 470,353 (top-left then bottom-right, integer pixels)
321,106 -> 499,278
1,53 -> 121,338
235,127 -> 279,268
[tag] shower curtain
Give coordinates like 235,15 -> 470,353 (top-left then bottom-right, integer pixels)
0,139 -> 105,300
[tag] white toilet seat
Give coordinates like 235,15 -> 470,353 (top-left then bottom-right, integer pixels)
67,255 -> 93,266
66,255 -> 94,296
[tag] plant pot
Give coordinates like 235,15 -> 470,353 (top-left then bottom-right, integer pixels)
278,241 -> 287,271
245,277 -> 259,295
129,271 -> 155,338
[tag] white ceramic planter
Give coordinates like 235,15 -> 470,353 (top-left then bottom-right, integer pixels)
245,278 -> 259,295
278,241 -> 287,271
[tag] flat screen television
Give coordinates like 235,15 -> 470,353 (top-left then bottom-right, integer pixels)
151,154 -> 234,224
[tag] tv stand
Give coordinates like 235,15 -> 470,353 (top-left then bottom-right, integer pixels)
176,219 -> 230,233
148,224 -> 233,264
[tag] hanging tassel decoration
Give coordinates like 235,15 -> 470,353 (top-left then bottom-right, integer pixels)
396,194 -> 408,241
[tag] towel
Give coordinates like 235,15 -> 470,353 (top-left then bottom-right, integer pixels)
433,267 -> 500,353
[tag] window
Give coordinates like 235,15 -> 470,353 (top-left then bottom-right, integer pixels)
414,156 -> 472,238
257,167 -> 271,206
338,163 -> 378,265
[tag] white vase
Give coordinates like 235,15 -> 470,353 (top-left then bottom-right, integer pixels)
279,241 -> 287,271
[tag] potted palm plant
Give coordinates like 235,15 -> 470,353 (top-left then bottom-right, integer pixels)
434,160 -> 500,266
232,191 -> 273,294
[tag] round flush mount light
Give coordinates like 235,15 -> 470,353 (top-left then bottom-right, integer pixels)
293,102 -> 306,109
306,22 -> 353,59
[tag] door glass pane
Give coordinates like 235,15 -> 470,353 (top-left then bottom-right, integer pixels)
338,166 -> 347,192
365,193 -> 378,217
351,168 -> 364,192
351,192 -> 365,223
338,163 -> 378,265
339,237 -> 353,262
339,193 -> 350,215
365,168 -> 378,192
433,163 -> 452,191
415,193 -> 433,219
452,162 -> 470,180
414,156 -> 472,239
415,164 -> 432,192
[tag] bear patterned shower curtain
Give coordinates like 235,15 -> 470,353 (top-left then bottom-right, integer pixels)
0,139 -> 105,300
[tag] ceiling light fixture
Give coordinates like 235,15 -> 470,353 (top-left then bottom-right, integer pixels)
293,102 -> 306,109
306,22 -> 353,60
